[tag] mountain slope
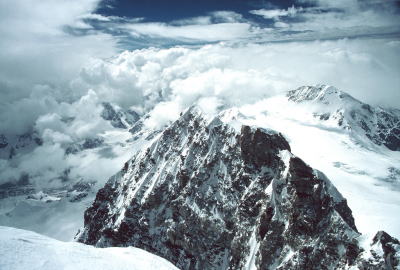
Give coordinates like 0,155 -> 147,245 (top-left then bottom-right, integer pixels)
78,107 -> 399,269
0,226 -> 178,270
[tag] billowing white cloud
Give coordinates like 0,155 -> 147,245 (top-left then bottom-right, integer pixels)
71,39 -> 399,129
0,0 -> 118,136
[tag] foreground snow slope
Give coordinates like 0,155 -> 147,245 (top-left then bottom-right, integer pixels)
0,226 -> 178,270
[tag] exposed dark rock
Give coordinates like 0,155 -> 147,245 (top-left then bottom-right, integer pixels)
240,125 -> 290,168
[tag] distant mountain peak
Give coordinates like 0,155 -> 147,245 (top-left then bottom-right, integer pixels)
287,84 -> 357,105
287,85 -> 400,151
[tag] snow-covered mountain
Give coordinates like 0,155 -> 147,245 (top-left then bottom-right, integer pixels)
1,84 -> 399,269
77,104 -> 399,269
0,226 -> 178,270
287,84 -> 400,151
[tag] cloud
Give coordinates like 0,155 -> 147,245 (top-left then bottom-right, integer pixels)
0,0 -> 118,136
78,1 -> 400,50
0,1 -> 116,95
32,90 -> 114,142
210,11 -> 245,23
72,38 -> 398,128
172,16 -> 212,26
124,22 -> 253,42
117,11 -> 253,42
274,21 -> 290,28
250,0 -> 400,41
80,13 -> 112,22
144,101 -> 181,129
249,6 -> 298,20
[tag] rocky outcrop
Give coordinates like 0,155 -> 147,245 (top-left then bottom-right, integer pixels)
78,107 -> 399,269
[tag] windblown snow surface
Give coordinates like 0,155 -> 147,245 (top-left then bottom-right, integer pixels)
0,226 -> 178,270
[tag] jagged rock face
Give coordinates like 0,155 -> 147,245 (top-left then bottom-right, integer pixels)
101,102 -> 139,129
287,85 -> 400,151
77,107 -> 398,270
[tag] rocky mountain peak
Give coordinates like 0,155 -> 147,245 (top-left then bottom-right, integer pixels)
77,106 -> 399,269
